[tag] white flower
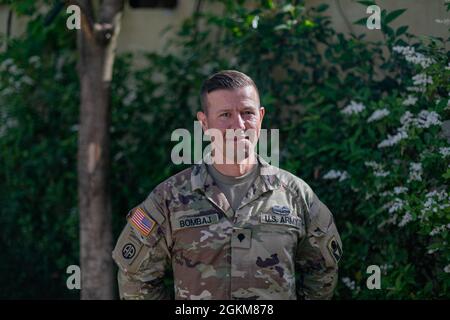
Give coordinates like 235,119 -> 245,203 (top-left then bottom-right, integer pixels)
402,95 -> 417,106
0,115 -> 18,138
0,87 -> 14,96
0,58 -> 14,72
412,73 -> 433,86
421,190 -> 450,220
339,171 -> 350,181
123,90 -> 137,106
201,63 -> 215,75
28,55 -> 41,65
444,265 -> 450,273
380,264 -> 393,273
416,110 -> 441,128
392,46 -> 434,68
341,101 -> 365,115
380,110 -> 442,149
374,171 -> 389,177
407,86 -> 426,93
364,161 -> 377,167
394,186 -> 408,194
439,147 -> 450,158
400,111 -> 413,125
378,130 -> 408,148
401,110 -> 441,129
378,215 -> 398,228
388,198 -> 406,214
367,108 -> 390,123
405,73 -> 433,94
9,64 -> 22,76
323,170 -> 341,179
398,212 -> 413,227
393,45 -> 414,55
323,170 -> 350,182
21,76 -> 34,86
364,161 -> 390,177
408,162 -> 423,182
430,225 -> 447,236
229,56 -> 238,67
381,186 -> 408,197
55,54 -> 67,80
252,15 -> 259,29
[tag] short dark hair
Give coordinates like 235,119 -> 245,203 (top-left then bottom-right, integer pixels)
200,70 -> 260,114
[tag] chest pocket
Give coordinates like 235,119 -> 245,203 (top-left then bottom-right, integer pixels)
169,209 -> 232,256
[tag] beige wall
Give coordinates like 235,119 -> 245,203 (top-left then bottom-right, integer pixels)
118,0 -> 450,55
306,0 -> 449,42
0,0 -> 448,55
117,0 -> 198,55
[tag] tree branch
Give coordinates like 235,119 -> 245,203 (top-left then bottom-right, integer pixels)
95,0 -> 124,45
67,0 -> 96,34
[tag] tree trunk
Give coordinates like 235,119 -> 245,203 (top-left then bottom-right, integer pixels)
76,0 -> 123,300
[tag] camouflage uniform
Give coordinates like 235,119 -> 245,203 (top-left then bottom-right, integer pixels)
112,154 -> 343,300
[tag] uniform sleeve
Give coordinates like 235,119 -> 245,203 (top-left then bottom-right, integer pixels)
112,193 -> 172,300
296,192 -> 343,300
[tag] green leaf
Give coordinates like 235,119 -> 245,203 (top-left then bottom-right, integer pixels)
442,169 -> 450,180
353,17 -> 367,26
357,0 -> 376,6
281,4 -> 295,13
384,25 -> 395,37
316,4 -> 329,12
396,25 -> 409,37
385,9 -> 407,25
265,0 -> 275,9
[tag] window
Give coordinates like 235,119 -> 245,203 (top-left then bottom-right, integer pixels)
129,0 -> 178,9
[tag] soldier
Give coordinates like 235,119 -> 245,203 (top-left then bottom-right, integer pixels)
112,70 -> 343,300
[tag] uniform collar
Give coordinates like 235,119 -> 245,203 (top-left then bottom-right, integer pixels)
191,152 -> 281,193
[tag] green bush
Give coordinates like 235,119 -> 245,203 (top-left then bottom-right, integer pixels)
295,41 -> 450,299
0,5 -> 79,298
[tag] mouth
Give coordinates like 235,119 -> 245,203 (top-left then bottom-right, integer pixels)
233,136 -> 250,141
223,135 -> 249,141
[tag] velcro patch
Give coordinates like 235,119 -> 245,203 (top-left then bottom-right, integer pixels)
272,205 -> 291,215
231,228 -> 252,249
129,207 -> 157,237
327,236 -> 342,263
175,213 -> 219,230
112,224 -> 149,274
261,213 -> 302,228
120,236 -> 143,265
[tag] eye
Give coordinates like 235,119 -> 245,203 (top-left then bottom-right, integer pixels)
243,111 -> 255,115
220,112 -> 231,118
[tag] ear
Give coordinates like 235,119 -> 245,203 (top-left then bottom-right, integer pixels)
259,106 -> 265,124
197,111 -> 208,131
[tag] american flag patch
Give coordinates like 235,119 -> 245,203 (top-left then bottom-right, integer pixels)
130,207 -> 156,237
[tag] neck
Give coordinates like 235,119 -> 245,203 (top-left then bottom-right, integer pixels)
212,152 -> 257,177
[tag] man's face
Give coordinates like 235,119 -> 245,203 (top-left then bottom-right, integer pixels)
197,86 -> 265,163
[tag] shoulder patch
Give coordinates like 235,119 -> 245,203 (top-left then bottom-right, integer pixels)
112,224 -> 149,274
327,236 -> 342,263
129,207 -> 157,237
